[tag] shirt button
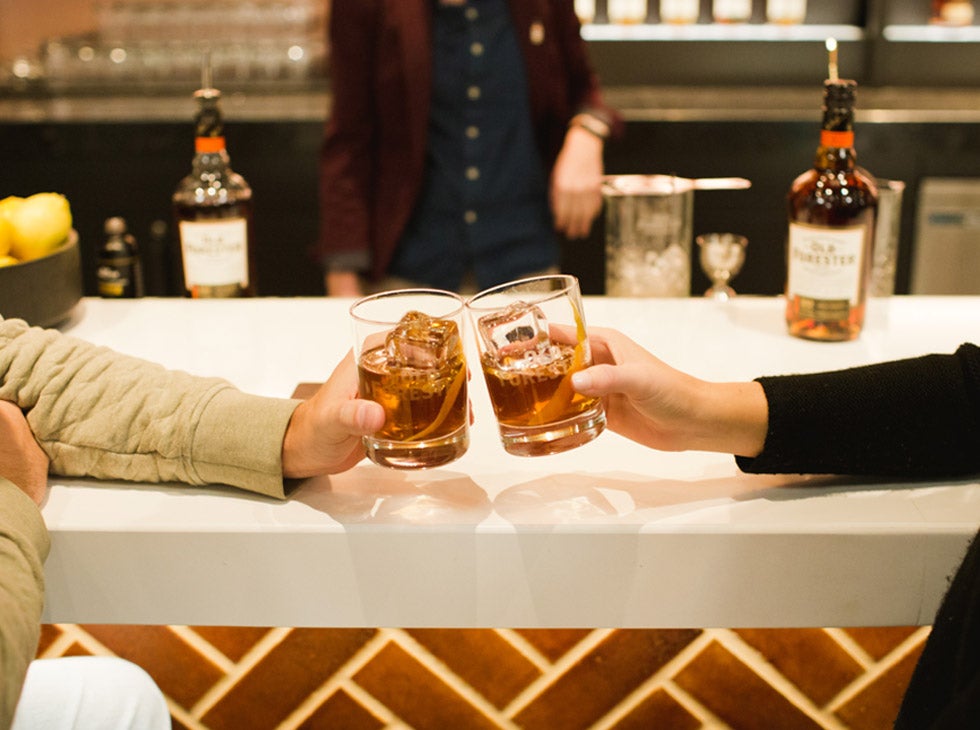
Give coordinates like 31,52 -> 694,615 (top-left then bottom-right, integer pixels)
470,42 -> 484,57
465,7 -> 478,21
467,85 -> 481,101
466,166 -> 480,181
466,125 -> 480,139
464,210 -> 477,224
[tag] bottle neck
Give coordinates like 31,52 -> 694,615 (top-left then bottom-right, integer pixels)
815,125 -> 857,170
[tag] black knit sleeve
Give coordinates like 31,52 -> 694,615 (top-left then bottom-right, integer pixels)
736,343 -> 980,477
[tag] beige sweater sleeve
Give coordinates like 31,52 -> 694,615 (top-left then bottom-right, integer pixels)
0,317 -> 300,499
0,477 -> 49,730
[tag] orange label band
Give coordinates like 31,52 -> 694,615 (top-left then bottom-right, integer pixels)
821,130 -> 854,148
195,136 -> 226,153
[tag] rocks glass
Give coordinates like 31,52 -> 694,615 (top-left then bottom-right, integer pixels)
466,275 -> 606,457
350,289 -> 469,469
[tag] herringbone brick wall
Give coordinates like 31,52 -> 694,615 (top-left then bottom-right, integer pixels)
36,624 -> 927,729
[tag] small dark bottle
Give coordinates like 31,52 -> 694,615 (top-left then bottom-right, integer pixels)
97,217 -> 144,298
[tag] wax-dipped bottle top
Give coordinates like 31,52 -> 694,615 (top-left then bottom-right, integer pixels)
172,60 -> 255,298
784,78 -> 878,342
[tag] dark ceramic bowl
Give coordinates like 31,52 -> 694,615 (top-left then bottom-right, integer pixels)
0,230 -> 82,328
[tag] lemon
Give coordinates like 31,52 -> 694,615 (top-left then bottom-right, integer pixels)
0,216 -> 13,257
8,193 -> 73,261
0,254 -> 20,268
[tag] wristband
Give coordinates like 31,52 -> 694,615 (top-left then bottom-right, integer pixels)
569,114 -> 609,141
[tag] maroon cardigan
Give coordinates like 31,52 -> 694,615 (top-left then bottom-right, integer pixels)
317,0 -> 621,282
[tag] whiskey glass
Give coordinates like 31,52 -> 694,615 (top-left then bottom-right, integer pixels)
696,233 -> 748,300
466,275 -> 605,457
350,289 -> 469,469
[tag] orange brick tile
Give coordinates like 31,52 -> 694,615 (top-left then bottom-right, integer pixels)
35,624 -> 63,655
81,624 -> 222,708
353,641 -> 500,730
298,688 -> 384,730
406,629 -> 541,708
203,628 -> 376,730
843,627 -> 921,661
674,639 -> 824,730
514,629 -> 702,730
834,643 -> 924,730
190,626 -> 274,663
513,628 -> 593,662
735,628 -> 864,705
612,688 -> 701,730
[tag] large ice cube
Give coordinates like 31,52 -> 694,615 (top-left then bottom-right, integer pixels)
477,301 -> 551,365
386,310 -> 460,369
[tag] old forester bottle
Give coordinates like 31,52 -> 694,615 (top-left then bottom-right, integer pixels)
785,78 -> 877,341
172,60 -> 255,297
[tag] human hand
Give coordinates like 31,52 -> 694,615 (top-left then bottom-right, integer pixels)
0,400 -> 49,506
570,327 -> 768,457
280,351 -> 386,478
549,125 -> 604,240
326,270 -> 364,298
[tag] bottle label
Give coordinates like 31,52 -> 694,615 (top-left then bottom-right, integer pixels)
787,222 -> 865,305
179,218 -> 249,288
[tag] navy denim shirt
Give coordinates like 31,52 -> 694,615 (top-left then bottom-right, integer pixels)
389,0 -> 559,291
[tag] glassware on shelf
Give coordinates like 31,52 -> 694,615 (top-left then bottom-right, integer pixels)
660,0 -> 699,24
574,0 -> 596,24
713,0 -> 752,24
608,0 -> 647,24
697,233 -> 748,300
766,0 -> 807,25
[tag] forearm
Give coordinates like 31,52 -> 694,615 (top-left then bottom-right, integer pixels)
0,478 -> 49,730
1,317 -> 297,498
738,344 -> 980,477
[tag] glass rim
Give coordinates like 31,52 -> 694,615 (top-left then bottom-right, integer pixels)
349,288 -> 466,325
464,274 -> 580,312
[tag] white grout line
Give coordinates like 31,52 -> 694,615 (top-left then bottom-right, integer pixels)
189,626 -> 292,719
501,628 -> 613,719
823,627 -> 876,670
494,628 -> 555,672
824,626 -> 931,715
168,625 -> 237,674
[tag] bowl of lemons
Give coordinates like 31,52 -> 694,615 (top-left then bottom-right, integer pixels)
0,193 -> 83,328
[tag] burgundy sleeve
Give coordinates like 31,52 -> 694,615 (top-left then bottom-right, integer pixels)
736,343 -> 980,477
316,0 -> 380,270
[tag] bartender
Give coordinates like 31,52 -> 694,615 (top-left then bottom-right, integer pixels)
318,0 -> 621,296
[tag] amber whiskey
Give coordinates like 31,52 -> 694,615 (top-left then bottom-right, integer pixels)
172,67 -> 255,298
785,80 -> 878,341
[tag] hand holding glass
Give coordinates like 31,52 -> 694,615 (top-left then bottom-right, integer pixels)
466,275 -> 605,456
350,289 -> 469,469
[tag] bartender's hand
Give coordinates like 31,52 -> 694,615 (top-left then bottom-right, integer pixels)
550,125 -> 604,240
326,270 -> 364,298
0,400 -> 49,507
280,351 -> 386,478
571,327 -> 768,458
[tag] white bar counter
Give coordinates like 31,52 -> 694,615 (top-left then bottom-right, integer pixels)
40,296 -> 980,629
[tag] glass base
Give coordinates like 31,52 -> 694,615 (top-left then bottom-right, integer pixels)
497,405 -> 606,457
364,424 -> 469,470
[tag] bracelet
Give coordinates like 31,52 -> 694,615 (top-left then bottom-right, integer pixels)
569,114 -> 609,141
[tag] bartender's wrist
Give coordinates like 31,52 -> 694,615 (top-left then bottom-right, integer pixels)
568,113 -> 610,142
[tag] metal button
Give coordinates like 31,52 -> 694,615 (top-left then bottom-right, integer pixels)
467,85 -> 481,100
470,42 -> 484,56
466,125 -> 480,139
466,166 -> 480,181
465,7 -> 478,21
464,210 -> 477,224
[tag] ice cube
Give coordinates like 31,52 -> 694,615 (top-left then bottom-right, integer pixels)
477,301 -> 550,365
386,310 -> 460,369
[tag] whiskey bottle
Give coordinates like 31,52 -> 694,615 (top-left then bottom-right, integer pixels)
172,67 -> 255,298
97,216 -> 144,298
785,79 -> 878,341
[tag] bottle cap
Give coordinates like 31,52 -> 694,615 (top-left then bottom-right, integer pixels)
104,217 -> 128,235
